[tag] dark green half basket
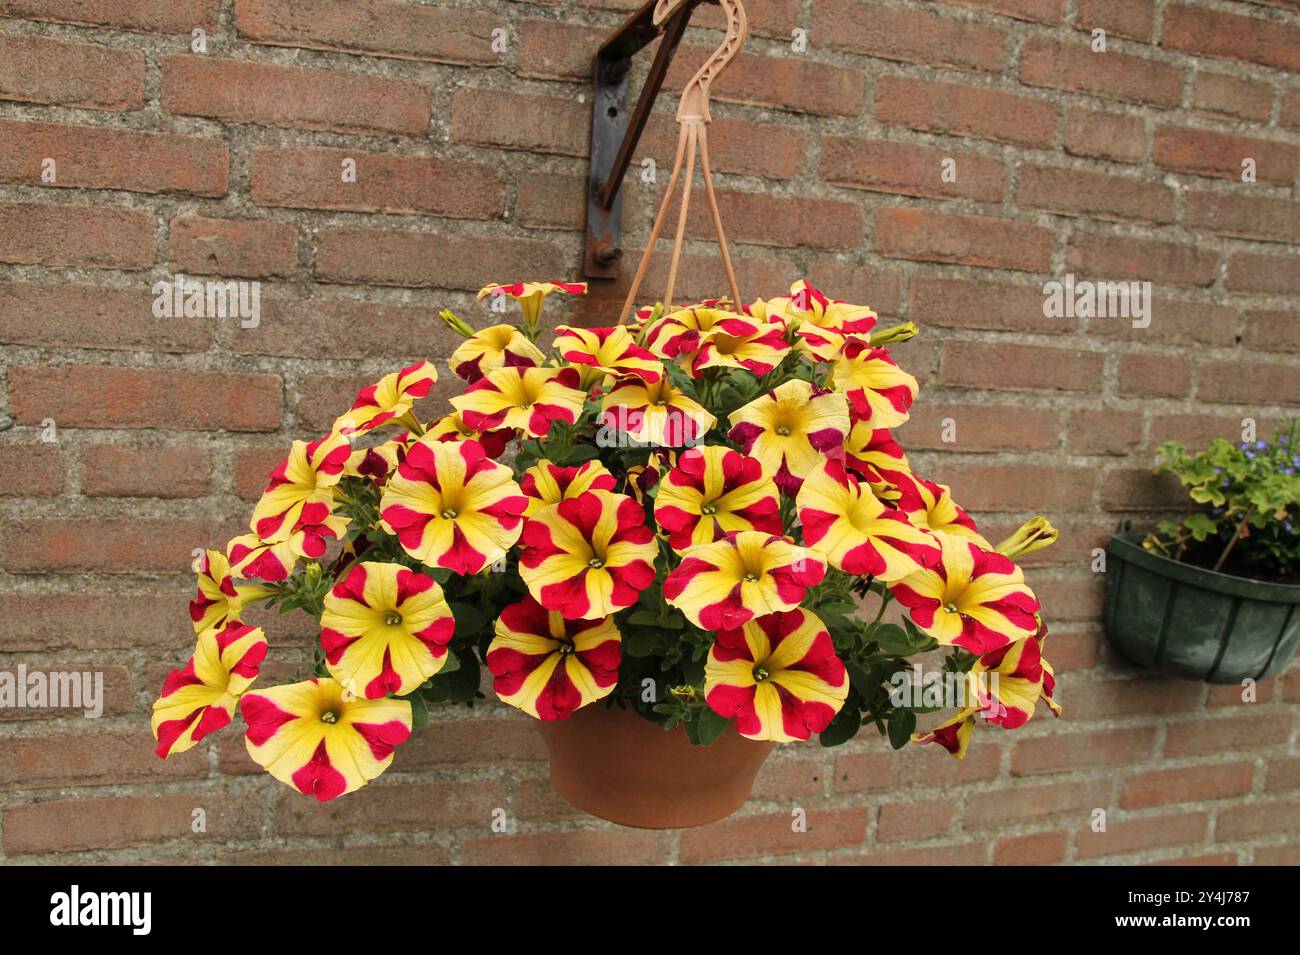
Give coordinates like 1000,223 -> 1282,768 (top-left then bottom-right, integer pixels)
1104,529 -> 1300,684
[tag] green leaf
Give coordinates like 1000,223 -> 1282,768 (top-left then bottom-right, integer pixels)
818,705 -> 861,747
694,707 -> 729,746
405,691 -> 430,729
887,709 -> 916,750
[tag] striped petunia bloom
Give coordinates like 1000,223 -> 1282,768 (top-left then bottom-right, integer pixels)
226,534 -> 298,583
518,490 -> 658,620
427,411 -> 512,459
767,279 -> 879,336
843,422 -> 909,488
727,380 -> 850,495
320,562 -> 457,699
796,460 -> 940,580
151,622 -> 267,758
703,608 -> 848,742
653,445 -> 782,552
663,530 -> 825,631
477,281 -> 587,331
888,470 -> 988,545
486,596 -> 621,720
553,324 -> 663,387
449,323 -> 546,383
889,534 -> 1041,655
342,430 -> 415,483
335,361 -> 438,436
240,678 -> 411,802
189,549 -> 270,635
830,341 -> 918,429
520,459 -> 617,519
249,429 -> 352,560
687,321 -> 790,378
644,305 -> 764,361
451,365 -> 586,438
379,437 -> 528,574
600,375 -> 716,447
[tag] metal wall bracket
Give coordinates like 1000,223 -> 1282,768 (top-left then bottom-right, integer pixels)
583,0 -> 713,279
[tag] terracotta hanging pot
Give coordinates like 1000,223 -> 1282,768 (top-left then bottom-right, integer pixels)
536,703 -> 774,829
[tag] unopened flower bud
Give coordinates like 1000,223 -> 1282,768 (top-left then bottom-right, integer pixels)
439,309 -> 475,338
995,517 -> 1058,559
867,321 -> 919,347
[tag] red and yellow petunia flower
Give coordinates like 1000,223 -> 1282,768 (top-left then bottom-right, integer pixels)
889,470 -> 988,545
796,460 -> 940,580
320,561 -> 457,699
727,380 -> 850,495
843,422 -> 909,487
189,549 -> 270,635
518,490 -> 658,620
451,365 -> 586,438
379,437 -> 528,574
426,411 -> 512,459
249,430 -> 352,559
831,341 -> 917,428
151,622 -> 267,758
335,361 -> 438,436
766,279 -> 879,336
644,305 -> 763,361
485,596 -> 621,720
520,459 -> 617,519
687,321 -> 790,378
624,449 -> 676,505
663,530 -> 825,631
553,325 -> 663,387
226,534 -> 299,583
889,534 -> 1041,654
914,627 -> 1061,757
653,445 -> 782,552
240,678 -> 411,802
449,324 -> 546,383
600,375 -> 716,447
478,281 -> 587,332
703,608 -> 848,742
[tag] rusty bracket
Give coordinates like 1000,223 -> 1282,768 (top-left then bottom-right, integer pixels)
583,0 -> 713,279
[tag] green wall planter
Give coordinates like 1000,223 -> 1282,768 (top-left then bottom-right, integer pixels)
1104,529 -> 1300,685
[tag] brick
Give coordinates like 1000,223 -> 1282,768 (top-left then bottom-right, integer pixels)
949,0 -> 1062,23
666,43 -> 865,118
1284,89 -> 1300,130
0,592 -> 190,651
1266,756 -> 1300,793
250,146 -> 505,220
233,298 -> 460,361
4,794 -> 246,855
1208,678 -> 1278,708
1121,763 -> 1255,809
1066,232 -> 1219,288
1243,310 -> 1300,353
1254,844 -> 1300,865
1017,165 -> 1174,224
81,443 -> 211,498
1117,353 -> 1191,399
0,33 -> 143,111
397,716 -> 547,768
169,216 -> 297,279
680,806 -> 867,862
1068,408 -> 1142,455
842,841 -> 989,865
1063,676 -> 1204,720
940,464 -> 1094,512
516,171 -> 587,231
875,76 -> 1057,148
1100,468 -> 1186,511
0,517 -> 226,574
685,189 -> 863,252
813,0 -> 1007,72
994,830 -> 1068,864
221,843 -> 451,866
0,664 -> 131,720
802,264 -> 902,318
233,445 -> 282,501
1020,38 -> 1183,108
1076,0 -> 1156,41
1191,72 -> 1275,123
275,781 -> 507,835
451,88 -> 586,156
940,341 -> 1102,393
295,374 -> 376,431
461,829 -> 670,866
1165,714 -> 1294,758
1216,799 -> 1300,841
0,202 -> 155,270
1162,3 -> 1300,72
1008,722 -> 1164,779
821,137 -> 1004,202
0,731 -> 203,790
752,753 -> 826,800
8,365 -> 283,432
836,738 -> 1003,793
517,19 -> 601,80
877,798 -> 956,842
1064,107 -> 1147,164
1090,297 -> 1237,348
1185,191 -> 1300,245
876,208 -> 1052,272
163,55 -> 430,137
898,403 -> 1061,453
0,281 -> 209,353
315,228 -> 565,290
1154,126 -> 1300,186
578,0 -> 801,40
0,0 -> 219,33
642,114 -> 805,181
1225,253 -> 1300,296
1075,812 -> 1208,859
966,779 -> 1111,827
1033,576 -> 1106,621
1200,358 -> 1300,405
234,0 -> 499,64
0,443 -> 63,497
909,277 -> 1069,333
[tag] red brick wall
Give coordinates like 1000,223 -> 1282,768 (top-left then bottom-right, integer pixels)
1,0 -> 1297,865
